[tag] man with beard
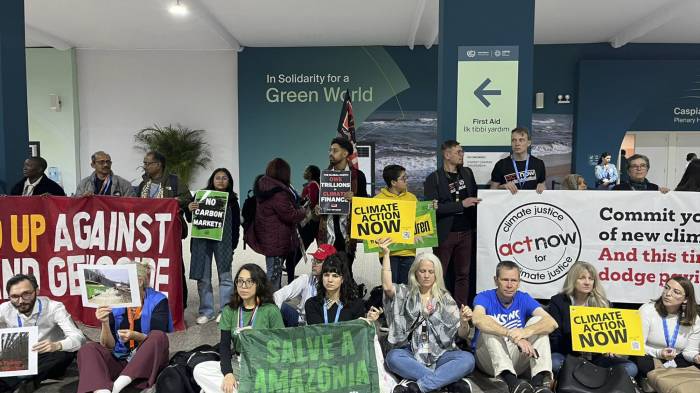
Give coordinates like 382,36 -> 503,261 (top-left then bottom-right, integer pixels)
0,274 -> 86,392
316,137 -> 368,273
9,157 -> 65,196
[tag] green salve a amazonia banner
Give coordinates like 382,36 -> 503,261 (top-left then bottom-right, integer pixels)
237,320 -> 380,393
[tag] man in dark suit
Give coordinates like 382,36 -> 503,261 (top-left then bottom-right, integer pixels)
10,157 -> 66,196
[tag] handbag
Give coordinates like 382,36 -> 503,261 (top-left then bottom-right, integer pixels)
557,355 -> 636,393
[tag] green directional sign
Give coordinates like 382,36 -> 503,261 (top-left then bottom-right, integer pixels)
456,46 -> 519,146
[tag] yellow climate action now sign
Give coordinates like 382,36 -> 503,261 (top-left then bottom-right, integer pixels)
350,197 -> 416,244
570,306 -> 645,356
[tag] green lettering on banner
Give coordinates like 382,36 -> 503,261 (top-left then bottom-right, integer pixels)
237,320 -> 380,393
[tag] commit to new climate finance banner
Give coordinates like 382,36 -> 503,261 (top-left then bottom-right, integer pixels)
476,190 -> 700,303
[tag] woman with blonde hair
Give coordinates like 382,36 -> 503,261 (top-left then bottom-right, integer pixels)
548,261 -> 637,377
561,174 -> 587,190
379,239 -> 475,393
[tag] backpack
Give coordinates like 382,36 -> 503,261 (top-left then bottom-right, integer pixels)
155,344 -> 219,393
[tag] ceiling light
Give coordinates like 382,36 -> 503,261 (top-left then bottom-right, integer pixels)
169,0 -> 189,16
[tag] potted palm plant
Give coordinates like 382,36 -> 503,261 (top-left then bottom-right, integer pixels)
134,123 -> 211,188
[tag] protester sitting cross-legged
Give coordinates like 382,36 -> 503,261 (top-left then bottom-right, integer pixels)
633,276 -> 700,386
548,261 -> 637,378
560,174 -> 587,190
77,262 -> 173,393
192,263 -> 284,393
304,252 -> 381,325
378,239 -> 475,393
472,261 -> 557,393
0,274 -> 87,393
188,168 -> 241,325
273,243 -> 336,327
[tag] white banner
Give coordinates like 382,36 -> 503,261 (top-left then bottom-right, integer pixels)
476,190 -> 700,303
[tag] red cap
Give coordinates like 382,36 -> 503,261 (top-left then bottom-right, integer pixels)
308,244 -> 336,261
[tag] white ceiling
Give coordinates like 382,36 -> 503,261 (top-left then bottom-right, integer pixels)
23,0 -> 700,50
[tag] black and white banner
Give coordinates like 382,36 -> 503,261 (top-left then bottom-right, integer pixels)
477,190 -> 700,303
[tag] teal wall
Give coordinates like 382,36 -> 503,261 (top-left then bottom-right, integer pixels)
26,48 -> 80,194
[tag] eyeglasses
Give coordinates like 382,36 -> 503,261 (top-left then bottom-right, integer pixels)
630,164 -> 648,170
95,160 -> 112,165
9,290 -> 35,302
143,161 -> 159,167
236,279 -> 256,288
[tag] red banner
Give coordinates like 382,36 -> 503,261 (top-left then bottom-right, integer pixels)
0,196 -> 185,330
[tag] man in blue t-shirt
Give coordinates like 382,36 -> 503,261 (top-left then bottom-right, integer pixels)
472,261 -> 558,393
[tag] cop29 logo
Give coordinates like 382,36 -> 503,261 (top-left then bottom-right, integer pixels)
494,202 -> 581,284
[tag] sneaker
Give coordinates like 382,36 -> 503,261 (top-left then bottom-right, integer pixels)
393,379 -> 421,393
196,315 -> 214,325
441,378 -> 472,393
510,379 -> 535,393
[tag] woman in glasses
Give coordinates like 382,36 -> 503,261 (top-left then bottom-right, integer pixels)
192,263 -> 283,393
633,276 -> 700,389
188,168 -> 241,325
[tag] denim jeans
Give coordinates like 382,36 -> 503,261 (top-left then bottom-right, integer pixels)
552,352 -> 638,378
389,256 -> 414,285
266,256 -> 285,290
386,347 -> 475,392
191,240 -> 234,318
280,303 -> 300,327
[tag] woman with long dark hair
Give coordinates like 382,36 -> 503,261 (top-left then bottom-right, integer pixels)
675,159 -> 700,191
188,168 -> 241,325
594,151 -> 618,189
634,276 -> 700,386
192,264 -> 283,393
305,253 -> 375,324
244,158 -> 306,290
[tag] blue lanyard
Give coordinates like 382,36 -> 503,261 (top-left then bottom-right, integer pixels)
17,299 -> 42,327
511,155 -> 530,187
323,300 -> 343,324
662,317 -> 681,349
238,306 -> 257,329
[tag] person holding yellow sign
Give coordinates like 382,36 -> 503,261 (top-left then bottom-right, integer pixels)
373,164 -> 419,284
633,277 -> 700,385
548,261 -> 638,377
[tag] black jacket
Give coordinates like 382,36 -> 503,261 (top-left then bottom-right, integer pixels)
613,180 -> 659,191
10,176 -> 66,196
549,293 -> 574,356
423,166 -> 478,242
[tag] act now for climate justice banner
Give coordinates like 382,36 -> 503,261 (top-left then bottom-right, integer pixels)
476,190 -> 700,303
237,320 -> 380,393
0,196 -> 185,330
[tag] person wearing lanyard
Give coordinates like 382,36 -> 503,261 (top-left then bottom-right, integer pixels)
0,274 -> 86,392
490,127 -> 546,194
634,276 -> 700,387
378,239 -> 475,393
305,253 -> 379,325
192,264 -> 284,393
76,262 -> 172,393
75,151 -> 136,196
273,243 -> 337,327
